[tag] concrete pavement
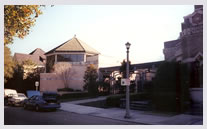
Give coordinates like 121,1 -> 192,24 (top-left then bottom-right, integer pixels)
60,96 -> 203,125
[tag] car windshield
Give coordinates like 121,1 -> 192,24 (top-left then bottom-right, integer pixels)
9,94 -> 18,97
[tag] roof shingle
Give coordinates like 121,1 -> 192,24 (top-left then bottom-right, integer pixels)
45,36 -> 100,55
14,48 -> 46,66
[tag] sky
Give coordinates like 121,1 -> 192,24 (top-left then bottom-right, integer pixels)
8,5 -> 194,68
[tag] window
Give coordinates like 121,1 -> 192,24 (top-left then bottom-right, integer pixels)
57,54 -> 84,62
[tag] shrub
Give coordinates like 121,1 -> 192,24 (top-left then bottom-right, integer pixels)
75,89 -> 82,92
98,80 -> 110,95
83,64 -> 99,96
106,94 -> 125,107
105,93 -> 149,107
130,92 -> 149,101
57,88 -> 74,92
59,92 -> 89,100
152,61 -> 190,113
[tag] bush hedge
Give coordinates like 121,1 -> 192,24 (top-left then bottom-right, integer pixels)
106,94 -> 125,107
59,92 -> 89,100
57,88 -> 74,92
152,62 -> 190,113
130,92 -> 150,101
105,93 -> 149,107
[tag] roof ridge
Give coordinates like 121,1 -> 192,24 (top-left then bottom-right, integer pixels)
77,38 -> 100,54
45,39 -> 72,55
74,37 -> 86,52
45,36 -> 100,55
29,48 -> 45,55
29,48 -> 37,55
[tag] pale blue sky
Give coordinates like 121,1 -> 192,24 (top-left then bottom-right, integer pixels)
9,5 -> 194,67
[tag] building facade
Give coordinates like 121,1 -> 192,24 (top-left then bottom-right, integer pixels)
163,5 -> 203,88
40,36 -> 100,92
163,5 -> 203,63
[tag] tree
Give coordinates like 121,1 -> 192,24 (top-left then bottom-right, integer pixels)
53,63 -> 75,89
5,62 -> 24,92
98,79 -> 110,95
4,46 -> 15,83
5,60 -> 40,94
4,5 -> 43,83
83,64 -> 98,96
4,5 -> 42,45
119,59 -> 133,78
21,59 -> 38,79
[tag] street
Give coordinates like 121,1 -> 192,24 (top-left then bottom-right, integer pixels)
4,106 -> 138,125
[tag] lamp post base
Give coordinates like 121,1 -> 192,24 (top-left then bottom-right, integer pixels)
124,114 -> 131,119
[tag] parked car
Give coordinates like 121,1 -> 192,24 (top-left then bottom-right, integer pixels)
8,93 -> 27,106
21,90 -> 41,106
42,91 -> 60,101
26,90 -> 41,98
23,92 -> 61,111
4,89 -> 18,106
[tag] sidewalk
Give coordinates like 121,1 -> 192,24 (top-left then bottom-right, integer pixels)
60,97 -> 203,125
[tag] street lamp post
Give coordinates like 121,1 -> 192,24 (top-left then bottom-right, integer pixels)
35,81 -> 39,91
125,42 -> 131,119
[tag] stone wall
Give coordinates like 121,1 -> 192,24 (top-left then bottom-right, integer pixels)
181,33 -> 203,60
163,5 -> 203,63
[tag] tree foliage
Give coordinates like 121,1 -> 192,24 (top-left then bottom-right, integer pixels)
4,5 -> 43,84
119,59 -> 133,78
21,59 -> 38,79
4,46 -> 15,83
83,64 -> 98,96
152,61 -> 190,112
4,5 -> 42,45
5,60 -> 40,94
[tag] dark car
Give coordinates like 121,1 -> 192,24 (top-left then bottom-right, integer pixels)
23,93 -> 61,111
42,91 -> 60,101
21,90 -> 41,106
26,90 -> 41,98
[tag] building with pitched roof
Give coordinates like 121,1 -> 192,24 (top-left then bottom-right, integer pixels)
45,35 -> 99,72
40,35 -> 100,92
14,48 -> 46,79
14,48 -> 46,67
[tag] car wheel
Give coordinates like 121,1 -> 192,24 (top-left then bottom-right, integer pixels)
35,105 -> 40,112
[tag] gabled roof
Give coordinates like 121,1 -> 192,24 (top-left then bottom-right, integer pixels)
45,36 -> 100,55
30,48 -> 45,55
14,48 -> 46,66
30,48 -> 46,60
